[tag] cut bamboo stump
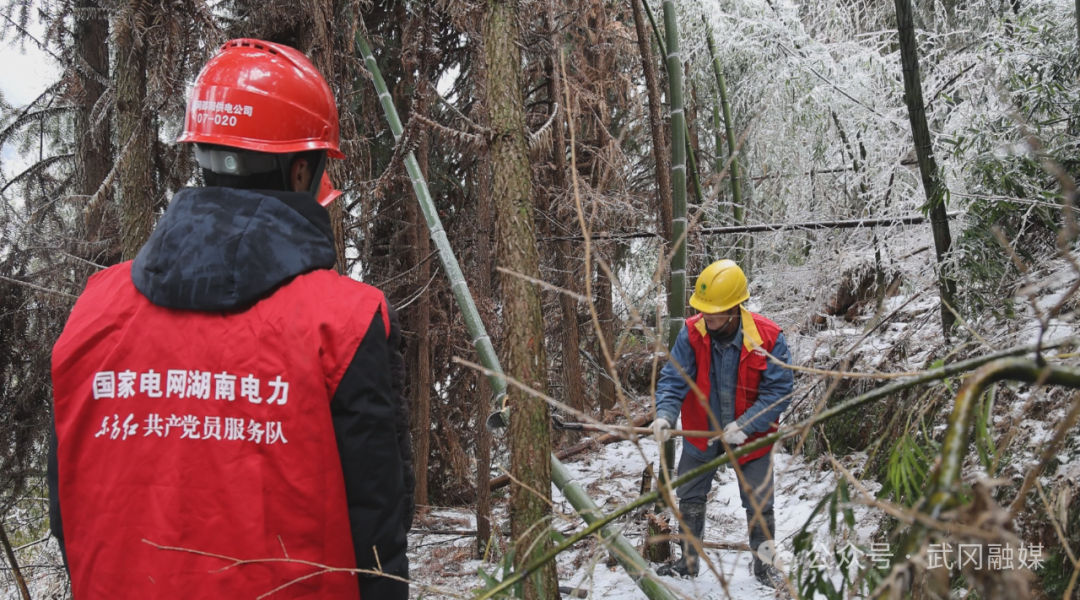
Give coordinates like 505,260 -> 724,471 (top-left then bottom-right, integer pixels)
643,512 -> 672,563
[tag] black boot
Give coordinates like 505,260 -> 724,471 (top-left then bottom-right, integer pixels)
749,510 -> 785,589
657,503 -> 706,578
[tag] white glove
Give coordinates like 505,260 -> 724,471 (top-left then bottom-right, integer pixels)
721,421 -> 748,446
652,418 -> 672,444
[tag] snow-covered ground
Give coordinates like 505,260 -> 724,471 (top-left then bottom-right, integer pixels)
409,438 -> 881,599
408,260 -> 1080,599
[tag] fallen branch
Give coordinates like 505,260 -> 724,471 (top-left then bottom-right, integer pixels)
489,416 -> 652,491
410,529 -> 479,536
647,534 -> 751,551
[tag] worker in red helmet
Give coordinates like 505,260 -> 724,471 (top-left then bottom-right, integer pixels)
48,39 -> 411,599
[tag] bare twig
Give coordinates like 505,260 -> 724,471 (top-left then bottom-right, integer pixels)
142,539 -> 462,599
0,274 -> 78,299
0,521 -> 31,600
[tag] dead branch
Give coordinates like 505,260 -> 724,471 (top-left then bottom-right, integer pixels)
0,274 -> 78,300
645,534 -> 751,552
0,521 -> 31,600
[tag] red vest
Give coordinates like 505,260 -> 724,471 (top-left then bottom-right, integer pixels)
51,262 -> 387,599
681,310 -> 782,464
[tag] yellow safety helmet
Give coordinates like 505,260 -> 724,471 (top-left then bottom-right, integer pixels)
689,259 -> 749,314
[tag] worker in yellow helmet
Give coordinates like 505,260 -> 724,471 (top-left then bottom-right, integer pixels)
654,260 -> 793,588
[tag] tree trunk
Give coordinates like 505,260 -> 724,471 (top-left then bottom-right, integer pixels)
473,38 -> 495,555
474,151 -> 494,557
630,0 -> 672,244
484,0 -> 557,597
894,0 -> 957,335
116,4 -> 154,261
408,127 -> 433,510
75,0 -> 113,246
686,64 -> 701,206
555,238 -> 585,425
595,252 -> 616,415
547,9 -> 586,440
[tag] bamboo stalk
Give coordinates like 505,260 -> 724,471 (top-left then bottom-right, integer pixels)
355,35 -> 676,600
356,35 -> 507,409
551,461 -> 675,599
713,104 -> 722,184
640,0 -> 705,209
684,121 -> 704,210
704,16 -> 743,261
660,0 -> 686,487
544,212 -> 958,242
640,0 -> 666,61
662,0 -> 686,350
894,0 -> 958,336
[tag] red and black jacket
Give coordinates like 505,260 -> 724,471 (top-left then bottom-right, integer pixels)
48,187 -> 410,599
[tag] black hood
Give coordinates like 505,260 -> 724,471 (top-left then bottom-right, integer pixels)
131,187 -> 336,311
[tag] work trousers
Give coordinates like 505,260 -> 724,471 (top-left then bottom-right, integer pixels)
675,444 -> 774,517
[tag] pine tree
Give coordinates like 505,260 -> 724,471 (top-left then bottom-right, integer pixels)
631,0 -> 672,244
115,0 -> 154,261
73,0 -> 114,253
545,2 -> 586,439
484,0 -> 557,597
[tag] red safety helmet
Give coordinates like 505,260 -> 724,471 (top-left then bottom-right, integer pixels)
317,173 -> 342,207
179,39 -> 344,159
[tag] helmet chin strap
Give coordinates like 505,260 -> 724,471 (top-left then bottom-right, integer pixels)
307,152 -> 327,197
